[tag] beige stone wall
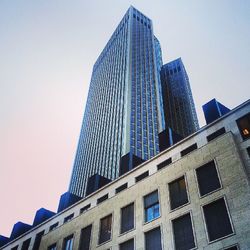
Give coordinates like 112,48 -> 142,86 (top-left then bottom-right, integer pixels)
39,132 -> 250,250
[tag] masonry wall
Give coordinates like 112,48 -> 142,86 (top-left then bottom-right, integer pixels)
39,132 -> 250,250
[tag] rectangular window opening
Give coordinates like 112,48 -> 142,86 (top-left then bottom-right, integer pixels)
97,194 -> 109,204
63,235 -> 74,250
144,191 -> 160,222
32,230 -> 45,250
172,213 -> 195,250
169,176 -> 188,210
79,225 -> 92,250
99,214 -> 112,244
64,213 -> 74,223
115,183 -> 128,194
236,113 -> 250,140
157,157 -> 172,170
49,222 -> 59,231
21,238 -> 31,250
121,203 -> 134,234
48,243 -> 57,250
180,143 -> 197,157
196,160 -> 221,196
145,227 -> 162,250
247,146 -> 250,157
80,204 -> 91,214
119,238 -> 134,250
135,171 -> 149,183
203,198 -> 233,242
207,127 -> 226,142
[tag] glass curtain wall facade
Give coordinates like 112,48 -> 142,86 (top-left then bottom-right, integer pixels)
69,6 -> 164,197
160,58 -> 199,138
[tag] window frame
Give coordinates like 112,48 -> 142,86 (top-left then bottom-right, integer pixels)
62,234 -> 74,250
119,237 -> 135,250
195,159 -> 222,198
49,222 -> 59,232
98,213 -> 113,246
144,225 -> 163,250
143,189 -> 161,224
236,112 -> 250,140
206,127 -> 226,142
120,202 -> 135,235
222,244 -> 239,250
201,196 -> 235,243
171,211 -> 197,250
47,243 -> 57,250
168,174 -> 190,212
79,224 -> 93,250
80,204 -> 91,214
63,213 -> 74,224
180,143 -> 198,157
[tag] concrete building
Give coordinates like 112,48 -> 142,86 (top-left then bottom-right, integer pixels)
1,99 -> 250,250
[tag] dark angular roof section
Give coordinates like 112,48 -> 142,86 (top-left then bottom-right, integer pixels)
57,191 -> 82,213
33,208 -> 56,227
10,222 -> 32,240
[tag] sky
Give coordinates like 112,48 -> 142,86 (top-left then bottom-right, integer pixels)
0,0 -> 249,236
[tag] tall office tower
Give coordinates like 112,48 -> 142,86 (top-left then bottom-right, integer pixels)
69,6 -> 165,197
160,58 -> 199,138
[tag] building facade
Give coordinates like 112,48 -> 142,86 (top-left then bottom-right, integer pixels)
160,58 -> 199,138
2,99 -> 250,250
69,6 -> 165,197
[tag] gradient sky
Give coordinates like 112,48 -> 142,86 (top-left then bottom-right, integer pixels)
0,0 -> 249,236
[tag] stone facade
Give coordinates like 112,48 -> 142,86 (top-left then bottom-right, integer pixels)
1,100 -> 250,250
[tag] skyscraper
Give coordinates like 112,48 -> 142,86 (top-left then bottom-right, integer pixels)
160,58 -> 199,138
69,6 -> 165,197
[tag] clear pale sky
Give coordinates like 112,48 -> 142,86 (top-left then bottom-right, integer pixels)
0,0 -> 249,236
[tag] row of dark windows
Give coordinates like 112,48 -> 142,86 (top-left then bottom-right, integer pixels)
47,160 -> 235,250
47,196 -> 235,250
165,65 -> 181,76
44,124 -> 235,248
14,114 -> 250,250
132,14 -> 151,29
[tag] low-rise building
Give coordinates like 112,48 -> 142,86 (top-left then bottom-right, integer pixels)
1,99 -> 250,250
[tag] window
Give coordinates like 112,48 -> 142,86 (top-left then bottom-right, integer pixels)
203,198 -> 233,242
120,238 -> 134,250
172,213 -> 196,250
48,244 -> 57,250
196,161 -> 221,196
180,143 -> 197,157
207,127 -> 226,142
121,203 -> 134,234
99,214 -> 112,244
97,194 -> 109,204
144,191 -> 160,222
247,147 -> 250,157
49,222 -> 58,231
145,227 -> 162,250
80,204 -> 91,214
21,238 -> 31,250
64,213 -> 74,223
32,230 -> 45,250
236,113 -> 250,140
63,235 -> 74,250
135,171 -> 149,182
157,157 -> 172,170
11,247 -> 18,250
169,176 -> 188,210
115,183 -> 128,194
79,225 -> 92,250
224,246 -> 238,250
